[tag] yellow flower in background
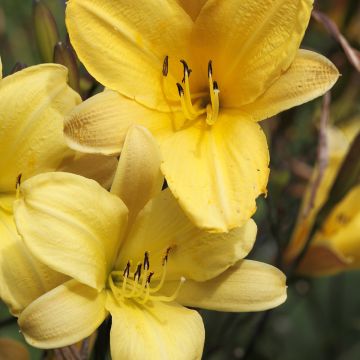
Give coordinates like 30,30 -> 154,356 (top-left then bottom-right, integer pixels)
0,58 -> 116,315
64,0 -> 339,232
12,127 -> 286,360
285,119 -> 360,276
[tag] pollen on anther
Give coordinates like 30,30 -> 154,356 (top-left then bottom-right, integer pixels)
208,60 -> 213,77
162,55 -> 169,76
16,173 -> 22,190
144,252 -> 150,270
176,83 -> 184,96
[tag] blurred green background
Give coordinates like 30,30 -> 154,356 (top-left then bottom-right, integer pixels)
0,0 -> 359,359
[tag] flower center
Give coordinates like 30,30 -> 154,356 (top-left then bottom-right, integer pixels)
163,56 -> 220,125
108,248 -> 185,305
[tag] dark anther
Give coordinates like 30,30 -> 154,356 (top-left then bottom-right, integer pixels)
176,83 -> 184,96
180,59 -> 192,83
123,261 -> 131,278
162,56 -> 169,76
16,173 -> 22,189
134,263 -> 142,281
213,81 -> 219,91
144,252 -> 150,271
208,60 -> 213,78
162,247 -> 172,266
146,271 -> 154,284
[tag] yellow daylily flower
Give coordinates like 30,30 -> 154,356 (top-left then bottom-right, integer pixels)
64,0 -> 339,232
12,126 -> 287,360
285,120 -> 360,276
0,59 -> 116,315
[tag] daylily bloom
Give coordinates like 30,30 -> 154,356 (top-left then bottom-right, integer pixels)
285,120 -> 360,276
64,0 -> 339,232
0,58 -> 116,314
13,126 -> 286,359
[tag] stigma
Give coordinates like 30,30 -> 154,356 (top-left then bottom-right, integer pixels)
108,248 -> 185,305
163,57 -> 220,126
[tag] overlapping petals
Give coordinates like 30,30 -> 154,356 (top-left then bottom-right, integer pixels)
14,172 -> 128,290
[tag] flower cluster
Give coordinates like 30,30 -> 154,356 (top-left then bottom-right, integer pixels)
0,1 -> 343,359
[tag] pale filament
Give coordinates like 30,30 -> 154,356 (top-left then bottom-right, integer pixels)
109,249 -> 185,305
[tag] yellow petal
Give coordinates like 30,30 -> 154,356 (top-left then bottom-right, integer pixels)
66,0 -> 192,111
192,0 -> 313,107
106,294 -> 204,360
18,279 -> 107,349
58,152 -> 118,190
64,90 -> 181,155
240,50 -> 339,121
111,126 -> 163,223
0,56 -> 2,79
117,189 -> 258,282
296,244 -> 350,276
321,185 -> 360,237
161,113 -> 269,232
0,198 -> 67,316
0,64 -> 81,192
0,338 -> 29,360
14,172 -> 128,290
323,212 -> 360,270
163,260 -> 287,312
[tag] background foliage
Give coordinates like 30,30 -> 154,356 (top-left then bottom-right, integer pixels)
0,0 -> 359,359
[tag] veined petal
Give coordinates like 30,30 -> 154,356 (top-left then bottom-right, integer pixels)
0,64 -> 81,192
117,189 -> 257,282
64,90 -> 181,155
0,339 -> 29,360
0,201 -> 67,316
58,152 -> 118,190
240,50 -> 339,121
162,260 -> 287,312
18,279 -> 107,349
161,114 -> 269,232
14,172 -> 128,290
192,0 -> 313,106
111,126 -> 163,223
66,0 -> 193,111
106,294 -> 204,360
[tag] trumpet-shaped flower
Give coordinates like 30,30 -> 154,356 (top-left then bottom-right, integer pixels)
13,126 -> 286,360
0,59 -> 116,315
64,0 -> 339,232
285,120 -> 360,276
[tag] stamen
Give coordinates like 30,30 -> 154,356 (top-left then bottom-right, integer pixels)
147,271 -> 154,284
180,60 -> 192,83
155,277 -> 186,303
206,60 -> 220,125
134,262 -> 142,282
123,261 -> 130,278
178,60 -> 206,121
208,60 -> 213,78
144,252 -> 150,271
162,56 -> 169,76
16,173 -> 22,199
163,247 -> 172,266
110,247 -> 184,305
150,248 -> 172,294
